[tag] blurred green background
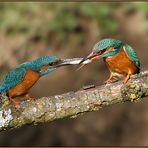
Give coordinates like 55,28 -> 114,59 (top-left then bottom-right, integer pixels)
0,2 -> 148,146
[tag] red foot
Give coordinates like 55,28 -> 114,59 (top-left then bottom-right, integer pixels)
104,74 -> 113,84
24,94 -> 34,100
9,97 -> 20,105
123,74 -> 131,83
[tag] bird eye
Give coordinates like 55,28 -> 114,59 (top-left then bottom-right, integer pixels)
97,51 -> 101,54
101,48 -> 107,53
48,60 -> 61,66
97,50 -> 104,54
49,63 -> 54,66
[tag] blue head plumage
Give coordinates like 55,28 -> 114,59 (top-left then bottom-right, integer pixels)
17,55 -> 60,75
93,39 -> 122,53
92,39 -> 123,58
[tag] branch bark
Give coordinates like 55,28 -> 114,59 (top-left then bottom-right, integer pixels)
0,71 -> 148,132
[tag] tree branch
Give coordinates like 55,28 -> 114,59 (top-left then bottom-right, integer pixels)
0,71 -> 148,131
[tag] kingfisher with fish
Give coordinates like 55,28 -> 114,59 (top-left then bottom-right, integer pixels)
0,39 -> 141,105
79,38 -> 140,84
0,56 -> 87,105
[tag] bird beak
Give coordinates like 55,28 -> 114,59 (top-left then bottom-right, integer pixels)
40,58 -> 87,74
79,52 -> 102,64
54,58 -> 91,67
77,52 -> 102,71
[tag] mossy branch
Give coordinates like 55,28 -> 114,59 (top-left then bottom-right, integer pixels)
0,71 -> 148,132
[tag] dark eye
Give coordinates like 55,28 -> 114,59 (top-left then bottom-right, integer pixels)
97,51 -> 101,54
49,63 -> 54,66
101,48 -> 107,53
49,60 -> 61,66
97,49 -> 106,54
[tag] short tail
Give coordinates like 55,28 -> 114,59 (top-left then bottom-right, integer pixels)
0,84 -> 8,103
0,84 -> 6,94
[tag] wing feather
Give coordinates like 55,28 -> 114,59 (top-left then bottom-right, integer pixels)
123,44 -> 140,69
0,67 -> 26,92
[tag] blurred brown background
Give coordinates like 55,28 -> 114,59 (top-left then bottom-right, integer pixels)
0,2 -> 148,146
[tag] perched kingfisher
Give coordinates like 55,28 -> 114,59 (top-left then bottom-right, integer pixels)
0,56 -> 83,105
79,38 -> 140,84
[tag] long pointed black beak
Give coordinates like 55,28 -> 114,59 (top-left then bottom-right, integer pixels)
79,56 -> 88,65
79,52 -> 97,64
80,50 -> 104,65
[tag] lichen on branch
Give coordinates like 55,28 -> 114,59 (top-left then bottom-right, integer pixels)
0,71 -> 148,132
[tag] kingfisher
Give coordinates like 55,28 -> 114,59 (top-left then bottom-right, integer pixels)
0,56 -> 83,105
79,38 -> 140,84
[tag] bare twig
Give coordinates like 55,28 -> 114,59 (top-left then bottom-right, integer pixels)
0,71 -> 148,131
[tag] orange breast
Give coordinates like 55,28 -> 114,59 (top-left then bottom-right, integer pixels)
104,49 -> 139,77
8,70 -> 40,98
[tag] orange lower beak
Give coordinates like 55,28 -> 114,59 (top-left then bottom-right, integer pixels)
90,53 -> 102,61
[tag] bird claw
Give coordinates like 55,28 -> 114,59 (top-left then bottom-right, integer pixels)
26,97 -> 34,101
9,98 -> 20,105
24,94 -> 34,101
104,79 -> 113,84
123,75 -> 131,84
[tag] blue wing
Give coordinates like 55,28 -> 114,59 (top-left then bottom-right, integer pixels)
124,44 -> 140,69
0,67 -> 26,93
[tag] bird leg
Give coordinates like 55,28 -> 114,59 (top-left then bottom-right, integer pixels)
9,96 -> 20,105
123,74 -> 131,83
104,73 -> 113,84
24,94 -> 34,100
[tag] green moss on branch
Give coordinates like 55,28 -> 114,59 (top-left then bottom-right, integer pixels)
0,71 -> 147,132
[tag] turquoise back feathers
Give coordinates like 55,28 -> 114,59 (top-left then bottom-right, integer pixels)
124,44 -> 140,69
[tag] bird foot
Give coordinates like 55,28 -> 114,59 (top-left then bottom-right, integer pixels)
123,74 -> 131,84
24,94 -> 34,101
9,97 -> 20,105
104,78 -> 113,84
104,80 -> 112,84
104,74 -> 114,84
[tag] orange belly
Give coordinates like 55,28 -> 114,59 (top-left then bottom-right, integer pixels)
104,50 -> 139,78
8,70 -> 40,98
